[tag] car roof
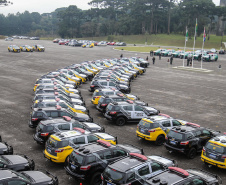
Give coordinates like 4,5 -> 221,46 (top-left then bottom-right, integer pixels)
0,169 -> 17,179
171,125 -> 202,133
53,130 -> 90,139
33,107 -> 68,111
209,135 -> 226,146
40,118 -> 77,125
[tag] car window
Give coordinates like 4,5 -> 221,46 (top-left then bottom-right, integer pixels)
73,137 -> 85,144
123,106 -> 133,111
50,111 -> 58,118
100,82 -> 107,86
112,149 -> 127,158
109,82 -> 115,86
87,155 -> 96,164
194,131 -> 202,137
60,112 -> 71,117
138,165 -> 150,176
87,135 -> 98,143
46,112 -> 51,117
126,172 -> 135,183
151,162 -> 164,172
162,121 -> 171,127
99,150 -> 112,160
183,178 -> 205,185
135,106 -> 143,111
36,112 -> 43,117
202,130 -> 211,137
72,123 -> 83,129
173,120 -> 182,126
58,124 -> 70,130
8,180 -> 27,185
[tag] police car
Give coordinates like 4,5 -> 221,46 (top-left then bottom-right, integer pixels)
44,129 -> 117,163
104,102 -> 159,126
33,116 -> 104,144
102,153 -> 176,185
201,134 -> 226,169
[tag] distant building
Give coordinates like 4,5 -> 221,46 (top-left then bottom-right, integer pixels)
216,0 -> 226,36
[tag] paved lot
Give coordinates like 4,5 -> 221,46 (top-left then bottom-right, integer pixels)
0,39 -> 226,184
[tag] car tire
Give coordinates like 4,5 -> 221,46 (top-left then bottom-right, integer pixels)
116,117 -> 126,126
187,147 -> 197,159
155,135 -> 165,146
90,172 -> 102,185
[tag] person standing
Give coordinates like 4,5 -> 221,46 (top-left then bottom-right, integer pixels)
159,53 -> 161,60
120,54 -> 123,58
170,56 -> 173,65
152,56 -> 155,65
146,56 -> 148,61
150,50 -> 152,57
187,57 -> 190,66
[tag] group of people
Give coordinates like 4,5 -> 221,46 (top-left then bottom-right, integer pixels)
148,51 -> 173,65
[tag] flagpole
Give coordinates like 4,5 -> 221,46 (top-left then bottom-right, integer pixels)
192,18 -> 197,68
183,26 -> 187,67
201,27 -> 205,69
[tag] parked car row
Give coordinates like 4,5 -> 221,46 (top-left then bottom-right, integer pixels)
7,44 -> 45,52
0,135 -> 58,184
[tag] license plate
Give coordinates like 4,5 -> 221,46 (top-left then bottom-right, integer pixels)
209,154 -> 216,159
170,140 -> 176,145
71,164 -> 77,170
140,129 -> 145,133
107,183 -> 113,185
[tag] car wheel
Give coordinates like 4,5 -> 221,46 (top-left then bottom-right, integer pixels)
187,147 -> 197,159
155,135 -> 165,146
116,117 -> 126,126
90,172 -> 102,185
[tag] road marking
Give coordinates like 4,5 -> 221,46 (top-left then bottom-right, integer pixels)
172,66 -> 213,73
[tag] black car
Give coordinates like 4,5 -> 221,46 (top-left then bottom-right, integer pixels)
102,154 -> 176,185
144,167 -> 222,185
29,106 -> 93,128
104,102 -> 159,126
33,94 -> 85,106
93,75 -> 130,87
0,154 -> 35,171
0,136 -> 13,155
34,117 -> 104,144
219,49 -> 225,54
65,140 -> 144,185
89,80 -> 130,93
96,95 -> 147,113
0,169 -> 58,185
164,123 -> 220,159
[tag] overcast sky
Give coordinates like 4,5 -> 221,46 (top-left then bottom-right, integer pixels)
0,0 -> 221,16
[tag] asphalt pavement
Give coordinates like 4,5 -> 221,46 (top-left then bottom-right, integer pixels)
0,39 -> 226,184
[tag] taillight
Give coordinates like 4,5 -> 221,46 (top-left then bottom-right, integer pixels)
165,136 -> 168,140
101,174 -> 103,180
93,96 -> 97,99
91,85 -> 95,88
32,118 -> 38,121
110,111 -> 117,115
148,129 -> 156,133
222,155 -> 226,159
101,104 -> 107,107
41,133 -> 49,136
180,141 -> 189,145
55,149 -> 64,153
202,147 -> 206,152
80,165 -> 91,171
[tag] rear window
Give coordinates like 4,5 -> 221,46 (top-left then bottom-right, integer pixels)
206,142 -> 226,154
70,151 -> 84,165
168,130 -> 183,140
37,123 -> 54,132
93,91 -> 103,96
47,137 -> 69,148
103,167 -> 125,183
138,120 -> 160,129
99,97 -> 104,104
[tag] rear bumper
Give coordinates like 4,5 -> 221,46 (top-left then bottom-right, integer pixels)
136,131 -> 154,141
201,156 -> 226,169
164,143 -> 187,153
64,166 -> 85,180
33,134 -> 45,145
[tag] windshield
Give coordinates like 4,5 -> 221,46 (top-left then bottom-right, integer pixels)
168,130 -> 183,140
47,137 -> 69,148
13,171 -> 31,182
0,156 -> 9,164
138,119 -> 160,129
70,151 -> 84,165
206,142 -> 226,154
103,167 -> 125,182
93,91 -> 103,97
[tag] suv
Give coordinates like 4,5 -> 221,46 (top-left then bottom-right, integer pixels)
29,106 -> 92,128
0,136 -> 13,155
34,116 -> 105,144
104,102 -> 159,126
144,167 -> 222,185
32,99 -> 88,115
33,94 -> 85,106
164,123 -> 220,159
102,153 -> 176,185
89,80 -> 130,93
0,169 -> 58,185
201,134 -> 226,169
97,95 -> 147,113
136,114 -> 185,145
44,129 -> 117,163
91,88 -> 138,105
64,140 -> 144,185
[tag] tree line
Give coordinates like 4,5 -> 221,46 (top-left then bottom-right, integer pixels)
0,0 -> 225,38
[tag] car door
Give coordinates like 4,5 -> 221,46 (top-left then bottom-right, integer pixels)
199,129 -> 212,148
132,105 -> 147,120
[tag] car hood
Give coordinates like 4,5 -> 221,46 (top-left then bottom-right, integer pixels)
0,143 -> 7,151
75,113 -> 91,121
73,105 -> 86,111
22,171 -> 51,183
143,106 -> 158,112
118,84 -> 129,89
148,155 -> 175,167
4,155 -> 28,165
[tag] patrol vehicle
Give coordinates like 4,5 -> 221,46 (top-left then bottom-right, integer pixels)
201,134 -> 226,169
102,153 -> 176,185
203,53 -> 218,61
153,49 -> 166,56
58,73 -> 81,86
0,169 -> 58,185
164,123 -> 220,159
65,140 -> 144,185
20,45 -> 33,52
70,65 -> 94,81
8,45 -> 20,52
32,44 -> 45,52
34,116 -> 104,144
29,106 -> 92,128
136,114 -> 185,145
104,102 -> 159,126
144,167 -> 222,185
44,129 -> 117,163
